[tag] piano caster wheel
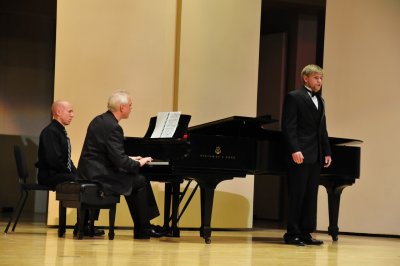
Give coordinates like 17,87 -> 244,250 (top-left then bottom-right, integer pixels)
205,238 -> 211,244
332,235 -> 338,241
108,232 -> 115,240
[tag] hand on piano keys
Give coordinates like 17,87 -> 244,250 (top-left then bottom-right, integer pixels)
129,156 -> 154,167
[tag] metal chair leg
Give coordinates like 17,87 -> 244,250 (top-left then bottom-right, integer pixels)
4,189 -> 27,233
11,190 -> 29,232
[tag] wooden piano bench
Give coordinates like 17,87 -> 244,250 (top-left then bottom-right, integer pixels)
55,182 -> 120,240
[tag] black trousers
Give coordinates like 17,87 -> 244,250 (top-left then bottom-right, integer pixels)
286,161 -> 321,237
37,170 -> 78,189
116,174 -> 160,229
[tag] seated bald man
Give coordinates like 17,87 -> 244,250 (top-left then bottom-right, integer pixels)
36,100 -> 78,188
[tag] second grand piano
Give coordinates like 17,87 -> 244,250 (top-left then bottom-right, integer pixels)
124,115 -> 361,243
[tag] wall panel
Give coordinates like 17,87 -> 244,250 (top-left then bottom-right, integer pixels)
320,0 -> 400,235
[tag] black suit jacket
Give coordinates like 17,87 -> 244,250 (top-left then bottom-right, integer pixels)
282,87 -> 331,164
36,119 -> 77,176
78,111 -> 140,195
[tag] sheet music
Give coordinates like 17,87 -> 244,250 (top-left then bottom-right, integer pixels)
150,111 -> 181,138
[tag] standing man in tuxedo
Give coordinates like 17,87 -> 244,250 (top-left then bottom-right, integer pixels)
78,90 -> 164,239
281,64 -> 332,246
36,100 -> 104,236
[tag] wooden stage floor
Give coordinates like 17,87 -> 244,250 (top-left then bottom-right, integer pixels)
1,220 -> 399,266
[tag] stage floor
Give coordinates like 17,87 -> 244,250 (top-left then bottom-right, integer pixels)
1,219 -> 399,266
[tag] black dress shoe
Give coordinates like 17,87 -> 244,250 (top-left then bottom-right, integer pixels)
150,224 -> 169,235
73,226 -> 105,237
284,236 -> 306,246
134,227 -> 167,239
90,228 -> 105,237
302,236 -> 323,245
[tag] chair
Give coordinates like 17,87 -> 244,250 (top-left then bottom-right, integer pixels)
4,145 -> 52,234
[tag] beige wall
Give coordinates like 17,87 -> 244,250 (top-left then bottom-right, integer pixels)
50,0 -> 261,228
178,0 -> 261,124
318,0 -> 400,235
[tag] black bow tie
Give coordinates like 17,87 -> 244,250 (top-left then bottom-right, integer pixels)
306,89 -> 319,97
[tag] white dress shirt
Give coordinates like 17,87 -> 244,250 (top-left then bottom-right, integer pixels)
305,86 -> 318,109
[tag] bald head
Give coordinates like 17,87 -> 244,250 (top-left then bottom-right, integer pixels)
52,100 -> 74,126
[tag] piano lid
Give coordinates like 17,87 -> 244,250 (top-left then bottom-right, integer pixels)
188,115 -> 277,137
189,115 -> 362,146
329,137 -> 363,146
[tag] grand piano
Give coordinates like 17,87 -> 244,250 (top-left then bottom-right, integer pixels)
124,115 -> 361,243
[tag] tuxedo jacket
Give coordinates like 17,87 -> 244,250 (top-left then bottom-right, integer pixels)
36,119 -> 77,176
281,86 -> 331,164
78,111 -> 141,195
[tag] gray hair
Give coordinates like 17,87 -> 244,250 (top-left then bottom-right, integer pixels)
301,64 -> 323,78
107,90 -> 130,112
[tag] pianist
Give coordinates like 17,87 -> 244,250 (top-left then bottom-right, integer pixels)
282,64 -> 332,246
78,90 -> 165,239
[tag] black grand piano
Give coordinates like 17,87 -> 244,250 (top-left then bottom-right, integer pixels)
124,115 -> 361,243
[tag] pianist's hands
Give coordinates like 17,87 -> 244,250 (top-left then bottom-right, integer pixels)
132,156 -> 153,167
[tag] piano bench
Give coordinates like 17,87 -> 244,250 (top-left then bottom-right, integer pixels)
55,182 -> 120,240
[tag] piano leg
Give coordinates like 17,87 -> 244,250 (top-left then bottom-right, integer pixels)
163,183 -> 172,232
322,183 -> 350,241
196,176 -> 235,244
108,205 -> 116,240
171,182 -> 181,237
163,182 -> 180,237
200,186 -> 215,244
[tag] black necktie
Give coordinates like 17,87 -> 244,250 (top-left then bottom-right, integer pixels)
64,128 -> 72,172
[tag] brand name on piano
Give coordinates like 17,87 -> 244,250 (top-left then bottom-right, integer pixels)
198,146 -> 236,160
199,154 -> 236,160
